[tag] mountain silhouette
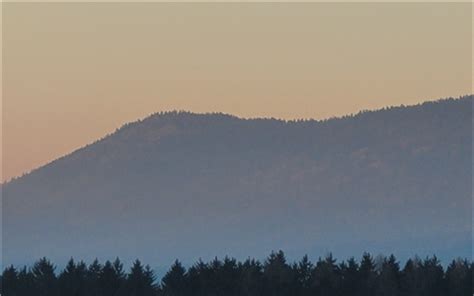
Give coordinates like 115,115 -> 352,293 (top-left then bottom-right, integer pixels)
3,96 -> 472,266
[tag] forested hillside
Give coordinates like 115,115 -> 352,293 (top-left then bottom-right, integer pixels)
3,96 -> 472,266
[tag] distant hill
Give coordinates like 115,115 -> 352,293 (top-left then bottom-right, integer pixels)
3,96 -> 472,267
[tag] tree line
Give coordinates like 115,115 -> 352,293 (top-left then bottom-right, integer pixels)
1,251 -> 472,296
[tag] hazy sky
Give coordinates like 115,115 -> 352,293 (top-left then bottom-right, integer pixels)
2,3 -> 472,181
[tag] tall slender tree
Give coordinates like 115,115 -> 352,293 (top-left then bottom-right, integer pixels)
31,258 -> 58,296
2,266 -> 19,296
340,257 -> 359,296
162,260 -> 188,296
263,251 -> 293,296
58,259 -> 87,296
124,260 -> 157,296
98,260 -> 125,296
358,252 -> 376,296
376,255 -> 401,296
311,254 -> 340,296
294,255 -> 313,296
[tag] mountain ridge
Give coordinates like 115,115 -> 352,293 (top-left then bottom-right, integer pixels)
4,96 -> 468,185
3,95 -> 472,266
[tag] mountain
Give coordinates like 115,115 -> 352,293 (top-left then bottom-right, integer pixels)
2,96 -> 472,267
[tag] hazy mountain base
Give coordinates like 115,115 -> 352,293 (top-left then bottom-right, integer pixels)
3,96 -> 472,267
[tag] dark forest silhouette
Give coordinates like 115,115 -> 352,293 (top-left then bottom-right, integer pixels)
1,251 -> 472,296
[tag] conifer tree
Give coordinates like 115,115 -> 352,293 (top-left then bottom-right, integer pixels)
263,251 -> 293,296
2,266 -> 19,296
58,258 -> 87,296
400,257 -> 423,296
240,258 -> 263,296
339,257 -> 359,296
17,267 -> 35,296
216,257 -> 241,296
162,260 -> 188,296
358,252 -> 376,296
31,258 -> 58,296
445,259 -> 471,296
311,253 -> 340,296
99,260 -> 125,296
420,256 -> 445,296
86,259 -> 102,296
294,255 -> 313,296
376,255 -> 401,296
125,260 -> 158,296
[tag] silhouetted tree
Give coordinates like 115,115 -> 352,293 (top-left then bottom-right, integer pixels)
58,259 -> 87,296
358,252 -> 376,296
31,258 -> 58,296
339,257 -> 359,296
98,259 -> 126,296
400,257 -> 424,296
125,260 -> 157,296
86,259 -> 102,296
17,267 -> 35,296
311,254 -> 340,296
263,251 -> 293,296
293,255 -> 313,296
376,255 -> 401,296
420,256 -> 444,296
445,258 -> 471,296
161,260 -> 187,296
187,260 -> 211,296
2,266 -> 19,296
240,258 -> 263,296
214,257 -> 241,296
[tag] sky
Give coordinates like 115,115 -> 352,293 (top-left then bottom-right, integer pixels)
2,2 -> 472,182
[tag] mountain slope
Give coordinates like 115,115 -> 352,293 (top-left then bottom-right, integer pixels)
3,96 -> 472,266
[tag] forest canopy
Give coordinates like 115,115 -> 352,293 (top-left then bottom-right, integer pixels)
1,251 -> 472,296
